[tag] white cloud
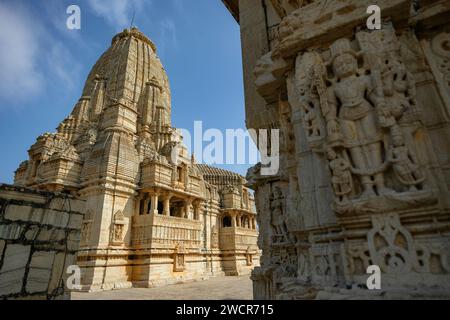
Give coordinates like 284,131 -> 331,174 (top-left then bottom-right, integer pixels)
45,42 -> 82,91
0,2 -> 82,106
0,3 -> 44,101
88,0 -> 147,30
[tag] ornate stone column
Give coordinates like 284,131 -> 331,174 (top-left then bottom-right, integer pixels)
150,192 -> 159,215
231,212 -> 237,227
163,193 -> 172,216
193,201 -> 200,220
236,213 -> 241,227
135,194 -> 143,216
143,194 -> 150,215
184,198 -> 193,219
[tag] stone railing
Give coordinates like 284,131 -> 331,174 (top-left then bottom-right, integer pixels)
219,227 -> 258,251
219,227 -> 236,250
131,214 -> 202,248
141,162 -> 204,197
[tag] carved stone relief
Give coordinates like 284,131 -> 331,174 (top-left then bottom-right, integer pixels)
111,210 -> 125,245
290,26 -> 437,216
81,210 -> 93,245
242,0 -> 450,300
173,243 -> 186,272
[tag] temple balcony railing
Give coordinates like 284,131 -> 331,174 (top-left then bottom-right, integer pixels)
218,226 -> 258,251
140,161 -> 204,198
131,213 -> 202,249
219,227 -> 236,250
222,194 -> 255,213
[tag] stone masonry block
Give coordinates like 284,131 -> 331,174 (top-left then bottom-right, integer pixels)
41,210 -> 69,228
36,228 -> 66,244
29,208 -> 44,224
49,198 -> 85,215
4,204 -> 33,222
0,244 -> 31,297
68,213 -> 83,230
0,223 -> 24,240
51,229 -> 67,243
48,252 -> 66,294
26,251 -> 55,294
36,227 -> 53,242
48,198 -> 69,212
24,225 -> 40,241
0,269 -> 27,297
68,199 -> 86,214
67,230 -> 81,252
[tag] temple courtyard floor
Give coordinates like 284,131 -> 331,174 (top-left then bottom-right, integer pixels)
71,275 -> 253,300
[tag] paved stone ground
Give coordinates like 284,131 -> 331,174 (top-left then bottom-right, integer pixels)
71,276 -> 253,300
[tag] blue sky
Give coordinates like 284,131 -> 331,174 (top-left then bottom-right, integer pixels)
0,0 -> 254,183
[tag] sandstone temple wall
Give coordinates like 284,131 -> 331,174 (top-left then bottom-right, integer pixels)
0,184 -> 85,300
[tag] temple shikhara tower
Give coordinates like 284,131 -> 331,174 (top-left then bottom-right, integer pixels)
12,28 -> 258,291
223,0 -> 450,299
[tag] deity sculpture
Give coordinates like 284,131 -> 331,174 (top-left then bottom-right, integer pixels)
387,127 -> 425,191
302,103 -> 321,138
81,221 -> 91,243
113,224 -> 123,242
326,38 -> 391,198
173,243 -> 186,272
112,210 -> 125,244
381,54 -> 416,121
270,187 -> 288,243
327,148 -> 353,202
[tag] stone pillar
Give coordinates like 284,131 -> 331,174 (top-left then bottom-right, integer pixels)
184,198 -> 193,219
231,212 -> 237,227
150,192 -> 159,215
183,200 -> 188,219
193,201 -> 202,220
163,194 -> 172,216
135,194 -> 142,216
143,195 -> 150,215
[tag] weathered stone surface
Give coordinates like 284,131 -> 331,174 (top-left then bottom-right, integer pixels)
48,252 -> 66,294
0,269 -> 27,297
5,204 -> 33,222
68,213 -> 83,230
0,240 -> 5,258
1,244 -> 31,272
0,224 -> 23,240
41,210 -> 69,228
224,0 -> 450,299
0,185 -> 85,300
67,230 -> 80,252
26,251 -> 55,294
24,225 -> 40,241
0,244 -> 31,296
